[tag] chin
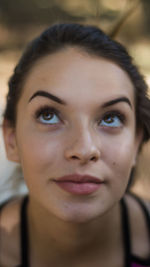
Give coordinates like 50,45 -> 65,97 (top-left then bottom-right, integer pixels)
53,204 -> 108,224
60,213 -> 99,224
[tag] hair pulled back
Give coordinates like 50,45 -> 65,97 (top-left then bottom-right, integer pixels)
4,23 -> 150,144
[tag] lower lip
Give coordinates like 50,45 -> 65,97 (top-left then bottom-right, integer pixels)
54,181 -> 102,195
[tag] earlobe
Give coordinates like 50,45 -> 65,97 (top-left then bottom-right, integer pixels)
2,119 -> 20,163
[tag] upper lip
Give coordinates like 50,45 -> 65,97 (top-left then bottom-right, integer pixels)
53,174 -> 103,183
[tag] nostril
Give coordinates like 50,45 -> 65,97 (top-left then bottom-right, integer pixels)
71,155 -> 97,162
91,156 -> 96,161
71,155 -> 79,160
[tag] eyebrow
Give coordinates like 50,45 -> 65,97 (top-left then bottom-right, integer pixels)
29,90 -> 132,109
102,97 -> 132,109
28,90 -> 66,105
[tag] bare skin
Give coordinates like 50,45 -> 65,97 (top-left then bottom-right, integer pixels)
0,195 -> 149,266
1,47 -> 149,266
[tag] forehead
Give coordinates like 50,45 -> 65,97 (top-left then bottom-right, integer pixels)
21,47 -> 135,106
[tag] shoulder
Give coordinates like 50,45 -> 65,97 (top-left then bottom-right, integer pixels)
0,196 -> 25,266
124,193 -> 150,258
125,193 -> 150,217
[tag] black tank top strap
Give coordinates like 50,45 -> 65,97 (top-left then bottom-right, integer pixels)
120,193 -> 150,267
20,195 -> 29,267
129,193 -> 150,239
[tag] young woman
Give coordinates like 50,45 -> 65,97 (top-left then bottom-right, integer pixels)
1,23 -> 150,267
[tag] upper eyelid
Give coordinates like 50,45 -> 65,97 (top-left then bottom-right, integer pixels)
102,110 -> 125,117
34,106 -> 60,116
100,109 -> 126,119
101,105 -> 127,112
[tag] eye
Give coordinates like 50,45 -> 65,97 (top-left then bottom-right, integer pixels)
35,107 -> 61,125
99,111 -> 125,128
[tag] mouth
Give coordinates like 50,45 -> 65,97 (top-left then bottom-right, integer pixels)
52,174 -> 103,195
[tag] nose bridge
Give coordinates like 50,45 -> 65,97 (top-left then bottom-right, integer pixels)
75,125 -> 94,148
64,121 -> 100,163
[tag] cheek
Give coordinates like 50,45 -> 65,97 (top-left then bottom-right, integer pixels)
104,128 -> 136,161
16,129 -> 65,180
102,132 -> 137,185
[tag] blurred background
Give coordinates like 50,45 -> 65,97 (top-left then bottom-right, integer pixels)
0,0 -> 150,202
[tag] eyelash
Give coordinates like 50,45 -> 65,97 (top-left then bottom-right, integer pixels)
34,106 -> 61,124
34,106 -> 126,128
99,110 -> 126,127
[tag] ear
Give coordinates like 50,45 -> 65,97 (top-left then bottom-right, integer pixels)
2,119 -> 20,163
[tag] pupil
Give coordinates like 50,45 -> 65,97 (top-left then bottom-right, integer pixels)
43,112 -> 53,120
105,116 -> 113,123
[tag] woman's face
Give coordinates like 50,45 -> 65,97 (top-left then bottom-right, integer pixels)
4,47 -> 142,222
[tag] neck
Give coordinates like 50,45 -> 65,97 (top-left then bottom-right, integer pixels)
27,198 -> 122,265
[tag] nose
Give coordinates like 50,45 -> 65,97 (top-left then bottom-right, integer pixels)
64,129 -> 101,165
